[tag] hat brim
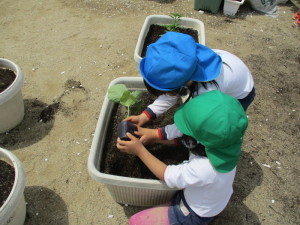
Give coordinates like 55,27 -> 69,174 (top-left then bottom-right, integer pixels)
190,44 -> 222,82
205,141 -> 242,173
174,103 -> 191,136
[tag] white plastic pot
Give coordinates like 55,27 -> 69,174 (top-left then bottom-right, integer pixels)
0,59 -> 25,134
134,15 -> 205,63
0,147 -> 26,225
223,0 -> 245,16
88,77 -> 181,207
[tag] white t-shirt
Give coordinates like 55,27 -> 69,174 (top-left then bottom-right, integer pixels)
197,49 -> 254,99
164,153 -> 236,217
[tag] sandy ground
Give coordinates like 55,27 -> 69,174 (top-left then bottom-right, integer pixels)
0,0 -> 299,224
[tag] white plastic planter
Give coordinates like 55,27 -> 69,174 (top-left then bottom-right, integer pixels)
0,147 -> 26,225
134,15 -> 205,63
223,0 -> 245,16
88,77 -> 181,206
0,59 -> 25,134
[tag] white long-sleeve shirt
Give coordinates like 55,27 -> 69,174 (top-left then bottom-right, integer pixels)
164,153 -> 236,217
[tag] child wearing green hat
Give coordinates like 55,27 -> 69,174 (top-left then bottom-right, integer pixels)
125,31 -> 254,145
117,90 -> 248,225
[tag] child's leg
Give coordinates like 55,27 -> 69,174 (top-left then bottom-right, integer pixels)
129,203 -> 170,225
168,191 -> 215,225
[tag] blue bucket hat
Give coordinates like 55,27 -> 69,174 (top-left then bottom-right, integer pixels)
139,32 -> 222,91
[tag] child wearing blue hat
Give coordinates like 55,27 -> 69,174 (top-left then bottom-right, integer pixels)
125,31 -> 255,145
117,91 -> 248,225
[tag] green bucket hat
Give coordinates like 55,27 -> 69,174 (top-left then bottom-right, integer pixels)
174,90 -> 248,173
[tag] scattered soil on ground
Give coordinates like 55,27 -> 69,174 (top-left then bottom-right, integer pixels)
39,103 -> 60,123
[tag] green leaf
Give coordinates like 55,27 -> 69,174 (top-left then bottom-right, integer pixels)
108,84 -> 127,102
132,91 -> 141,99
107,84 -> 142,116
120,91 -> 136,107
170,13 -> 183,20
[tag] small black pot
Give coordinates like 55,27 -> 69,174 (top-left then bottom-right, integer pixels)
117,121 -> 138,141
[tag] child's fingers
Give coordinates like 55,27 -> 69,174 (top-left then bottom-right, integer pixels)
117,138 -> 129,146
116,141 -> 130,153
134,130 -> 143,136
116,142 -> 125,150
126,132 -> 138,141
139,135 -> 145,144
139,136 -> 149,145
123,116 -> 132,121
123,116 -> 139,125
123,117 -> 135,124
136,126 -> 147,135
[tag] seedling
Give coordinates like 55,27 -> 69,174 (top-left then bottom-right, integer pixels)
108,84 -> 142,117
118,121 -> 139,141
163,13 -> 183,32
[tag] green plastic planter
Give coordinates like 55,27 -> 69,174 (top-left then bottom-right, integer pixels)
194,0 -> 223,13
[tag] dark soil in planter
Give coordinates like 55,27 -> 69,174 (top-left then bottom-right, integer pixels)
0,160 -> 15,208
141,24 -> 199,58
0,68 -> 16,93
100,92 -> 189,180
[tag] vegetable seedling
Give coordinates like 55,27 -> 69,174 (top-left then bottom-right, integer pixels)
118,121 -> 139,141
163,13 -> 183,32
108,84 -> 142,117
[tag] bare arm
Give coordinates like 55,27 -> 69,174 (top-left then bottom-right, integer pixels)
136,145 -> 167,181
116,133 -> 167,180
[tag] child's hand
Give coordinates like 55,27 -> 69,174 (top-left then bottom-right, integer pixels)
116,133 -> 145,156
135,127 -> 159,145
117,132 -> 167,181
124,113 -> 149,126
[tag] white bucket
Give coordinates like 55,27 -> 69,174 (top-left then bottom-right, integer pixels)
0,59 -> 24,133
223,0 -> 245,16
0,147 -> 26,225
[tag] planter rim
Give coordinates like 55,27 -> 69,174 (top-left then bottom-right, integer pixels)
88,76 -> 180,190
0,58 -> 24,105
0,147 -> 26,223
224,0 -> 245,4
